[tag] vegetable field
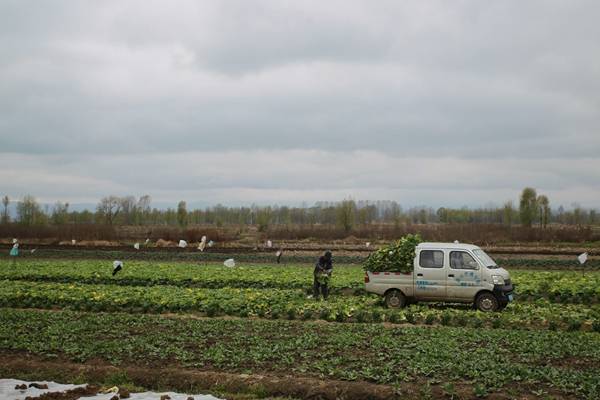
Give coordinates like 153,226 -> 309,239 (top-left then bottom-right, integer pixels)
1,257 -> 599,399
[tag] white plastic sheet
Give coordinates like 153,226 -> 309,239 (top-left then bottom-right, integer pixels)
208,240 -> 214,247
224,258 -> 235,268
578,252 -> 588,264
72,239 -> 77,245
266,240 -> 272,248
0,379 -> 221,400
365,242 -> 370,247
134,243 -> 140,250
0,379 -> 85,400
79,391 -> 221,400
178,240 -> 188,248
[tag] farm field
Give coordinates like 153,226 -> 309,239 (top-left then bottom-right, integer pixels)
2,245 -> 600,270
1,257 -> 599,399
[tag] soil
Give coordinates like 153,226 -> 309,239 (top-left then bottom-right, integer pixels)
1,240 -> 598,257
0,352 -> 579,400
24,385 -> 100,400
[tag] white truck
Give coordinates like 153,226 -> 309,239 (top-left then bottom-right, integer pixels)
364,242 -> 514,312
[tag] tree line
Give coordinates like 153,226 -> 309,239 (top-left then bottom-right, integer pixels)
1,188 -> 598,231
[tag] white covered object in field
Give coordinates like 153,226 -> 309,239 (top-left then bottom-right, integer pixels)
134,243 -> 140,250
80,391 -> 221,400
266,240 -> 272,248
0,379 -> 85,400
224,258 -> 235,268
0,379 -> 222,400
178,240 -> 188,248
578,252 -> 588,264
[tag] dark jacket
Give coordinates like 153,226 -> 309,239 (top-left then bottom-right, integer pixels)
314,255 -> 333,277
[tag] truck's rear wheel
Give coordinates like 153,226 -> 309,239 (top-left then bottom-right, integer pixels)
475,292 -> 499,312
385,290 -> 406,308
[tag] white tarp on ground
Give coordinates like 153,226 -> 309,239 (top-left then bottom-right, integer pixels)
0,380 -> 221,400
0,379 -> 85,400
80,391 -> 221,400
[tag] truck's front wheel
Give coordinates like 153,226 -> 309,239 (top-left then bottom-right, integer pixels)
475,292 -> 499,312
385,290 -> 406,308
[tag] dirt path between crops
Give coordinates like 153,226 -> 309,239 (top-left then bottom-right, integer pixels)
0,352 -> 577,400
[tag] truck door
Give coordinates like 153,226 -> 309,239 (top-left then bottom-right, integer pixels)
414,249 -> 447,299
446,250 -> 482,300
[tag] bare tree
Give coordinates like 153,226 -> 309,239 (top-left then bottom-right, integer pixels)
503,201 -> 514,226
1,196 -> 9,224
336,199 -> 356,233
17,195 -> 42,226
137,195 -> 152,224
96,196 -> 122,225
537,195 -> 550,228
51,201 -> 70,225
120,196 -> 137,225
177,200 -> 188,228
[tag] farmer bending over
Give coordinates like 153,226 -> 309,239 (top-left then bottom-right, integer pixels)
313,250 -> 333,300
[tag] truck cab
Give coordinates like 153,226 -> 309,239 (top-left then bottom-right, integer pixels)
364,242 -> 514,312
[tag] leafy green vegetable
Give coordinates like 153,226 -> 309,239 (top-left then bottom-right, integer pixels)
1,309 -> 600,399
363,234 -> 422,273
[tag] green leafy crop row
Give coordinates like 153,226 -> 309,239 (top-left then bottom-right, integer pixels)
1,309 -> 599,399
1,280 -> 599,332
2,259 -> 599,303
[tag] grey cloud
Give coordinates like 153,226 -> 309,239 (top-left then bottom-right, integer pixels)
1,151 -> 598,207
0,1 -> 599,205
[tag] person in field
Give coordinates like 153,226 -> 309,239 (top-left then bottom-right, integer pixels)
313,250 -> 333,300
9,241 -> 19,266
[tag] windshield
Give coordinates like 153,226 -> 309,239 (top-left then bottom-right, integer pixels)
473,249 -> 499,269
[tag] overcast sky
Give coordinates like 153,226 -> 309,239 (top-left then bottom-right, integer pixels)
1,0 -> 599,209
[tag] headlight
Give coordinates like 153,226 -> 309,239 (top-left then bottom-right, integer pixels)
492,275 -> 505,285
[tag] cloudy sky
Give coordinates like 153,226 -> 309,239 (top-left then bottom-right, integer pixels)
1,0 -> 599,209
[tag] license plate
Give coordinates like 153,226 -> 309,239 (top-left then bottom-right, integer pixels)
508,294 -> 514,301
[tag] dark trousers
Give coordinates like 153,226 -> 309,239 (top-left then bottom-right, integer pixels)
313,278 -> 329,300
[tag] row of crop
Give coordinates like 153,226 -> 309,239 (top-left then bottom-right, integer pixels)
2,308 -> 600,398
511,270 -> 600,303
0,260 -> 363,291
2,260 -> 600,303
1,280 -> 599,332
496,257 -> 600,269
